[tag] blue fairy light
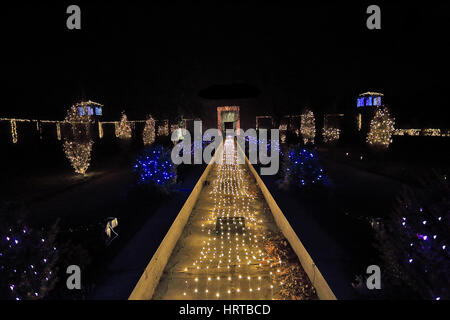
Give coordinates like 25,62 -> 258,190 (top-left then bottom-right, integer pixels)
284,146 -> 327,189
134,145 -> 177,187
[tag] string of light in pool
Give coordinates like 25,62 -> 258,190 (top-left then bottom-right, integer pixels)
181,136 -> 282,299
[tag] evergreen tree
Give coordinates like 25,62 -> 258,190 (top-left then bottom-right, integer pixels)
116,111 -> 132,139
366,107 -> 395,149
63,104 -> 94,175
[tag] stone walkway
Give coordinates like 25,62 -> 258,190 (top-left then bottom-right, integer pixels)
153,138 -> 313,300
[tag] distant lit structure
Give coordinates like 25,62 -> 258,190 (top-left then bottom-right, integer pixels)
76,100 -> 103,117
217,106 -> 240,134
356,92 -> 384,137
357,92 -> 383,108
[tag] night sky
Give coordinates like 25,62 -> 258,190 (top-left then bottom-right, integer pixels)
1,1 -> 449,127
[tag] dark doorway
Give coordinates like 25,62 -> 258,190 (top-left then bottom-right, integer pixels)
224,121 -> 234,130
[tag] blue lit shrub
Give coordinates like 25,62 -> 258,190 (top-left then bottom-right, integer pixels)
133,145 -> 177,190
283,145 -> 327,189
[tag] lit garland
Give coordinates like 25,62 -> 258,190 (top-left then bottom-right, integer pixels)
393,129 -> 420,136
63,140 -> 94,175
322,127 -> 340,143
98,122 -> 103,139
300,110 -> 316,144
56,122 -> 61,141
157,120 -> 169,136
117,111 -> 132,139
422,128 -> 441,137
0,100 -> 101,143
393,128 -> 449,137
10,120 -> 18,144
143,116 -> 156,145
366,107 -> 395,148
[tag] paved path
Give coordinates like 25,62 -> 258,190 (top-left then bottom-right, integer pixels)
153,138 -> 313,300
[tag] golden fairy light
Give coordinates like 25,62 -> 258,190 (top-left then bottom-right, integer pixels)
422,128 -> 441,136
143,115 -> 156,145
366,106 -> 395,148
157,120 -> 169,136
322,127 -> 340,143
63,102 -> 95,174
170,136 -> 278,300
98,122 -> 104,139
117,111 -> 132,139
300,110 -> 316,144
63,140 -> 94,175
56,122 -> 62,141
357,113 -> 362,131
10,119 -> 18,144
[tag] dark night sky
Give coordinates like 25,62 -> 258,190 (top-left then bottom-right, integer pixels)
1,1 -> 449,127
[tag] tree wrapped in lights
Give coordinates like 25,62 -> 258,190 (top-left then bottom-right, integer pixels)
282,145 -> 326,189
63,104 -> 94,175
322,127 -> 340,144
63,140 -> 94,175
142,115 -> 156,145
133,145 -> 177,191
300,110 -> 316,144
0,204 -> 58,300
374,172 -> 449,299
117,111 -> 132,139
366,107 -> 395,149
